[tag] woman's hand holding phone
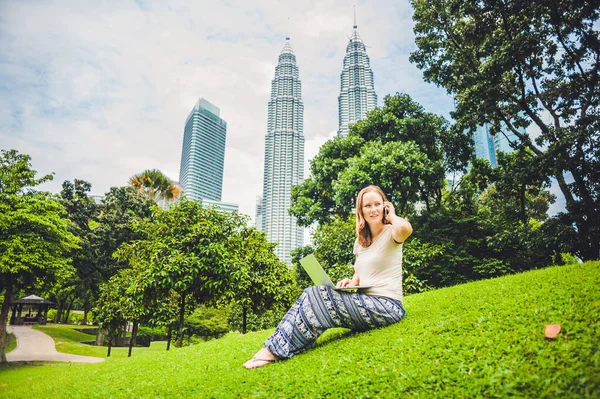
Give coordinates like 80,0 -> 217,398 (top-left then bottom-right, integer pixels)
382,201 -> 397,224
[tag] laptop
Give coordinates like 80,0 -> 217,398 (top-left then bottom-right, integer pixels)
299,254 -> 371,291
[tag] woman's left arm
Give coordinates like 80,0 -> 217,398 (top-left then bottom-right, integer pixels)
384,201 -> 413,243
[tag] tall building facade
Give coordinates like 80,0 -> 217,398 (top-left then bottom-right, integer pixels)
255,196 -> 263,231
337,18 -> 377,136
472,122 -> 526,168
179,98 -> 227,202
472,124 -> 498,168
494,127 -> 522,155
201,198 -> 239,213
260,38 -> 305,264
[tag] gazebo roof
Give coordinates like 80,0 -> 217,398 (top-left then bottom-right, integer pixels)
11,295 -> 54,305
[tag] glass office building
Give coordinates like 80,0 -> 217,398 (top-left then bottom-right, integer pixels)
472,122 -> 527,168
179,98 -> 227,202
337,19 -> 377,136
494,127 -> 522,155
472,124 -> 498,168
201,198 -> 239,213
260,38 -> 305,265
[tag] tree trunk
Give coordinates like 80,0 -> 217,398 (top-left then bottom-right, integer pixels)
62,297 -> 74,324
177,295 -> 186,347
83,298 -> 90,325
519,184 -> 527,225
166,326 -> 172,351
107,332 -> 113,357
242,307 -> 247,335
574,212 -> 599,261
128,321 -> 138,358
553,167 -> 600,260
0,274 -> 14,363
55,299 -> 64,324
569,167 -> 600,260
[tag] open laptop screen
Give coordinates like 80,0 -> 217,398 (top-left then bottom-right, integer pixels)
299,254 -> 371,291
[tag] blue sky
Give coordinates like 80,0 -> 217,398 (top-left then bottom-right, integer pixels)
1,0 -> 455,219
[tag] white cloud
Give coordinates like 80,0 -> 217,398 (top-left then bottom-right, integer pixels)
0,0 -> 454,223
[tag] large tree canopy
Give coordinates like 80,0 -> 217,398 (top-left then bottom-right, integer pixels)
93,186 -> 155,281
114,199 -> 248,347
0,150 -> 78,362
410,0 -> 600,260
57,179 -> 99,324
290,92 -> 557,290
226,227 -> 296,334
290,93 -> 468,226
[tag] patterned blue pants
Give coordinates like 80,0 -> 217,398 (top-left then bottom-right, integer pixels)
264,286 -> 406,359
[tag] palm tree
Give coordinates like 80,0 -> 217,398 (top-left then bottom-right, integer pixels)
129,169 -> 182,203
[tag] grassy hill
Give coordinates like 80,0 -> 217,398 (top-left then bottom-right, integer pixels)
1,262 -> 598,398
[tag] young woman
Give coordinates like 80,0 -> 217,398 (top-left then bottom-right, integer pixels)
243,185 -> 413,369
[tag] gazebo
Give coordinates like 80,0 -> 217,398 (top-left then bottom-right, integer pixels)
10,295 -> 54,325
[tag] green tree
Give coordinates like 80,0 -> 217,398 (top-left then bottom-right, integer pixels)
333,140 -> 444,214
182,306 -> 229,345
115,199 -> 247,347
93,272 -> 129,357
290,93 -> 463,226
289,94 -> 473,289
93,186 -> 155,282
94,264 -> 178,356
290,245 -> 316,289
483,150 -> 555,225
410,0 -> 600,260
57,179 -> 99,324
226,227 -> 297,334
289,91 -> 557,288
0,150 -> 79,362
129,169 -> 182,203
409,152 -> 556,287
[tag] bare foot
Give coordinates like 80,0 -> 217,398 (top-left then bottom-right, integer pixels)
243,347 -> 279,369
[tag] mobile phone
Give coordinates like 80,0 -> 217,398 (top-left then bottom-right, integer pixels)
383,206 -> 388,221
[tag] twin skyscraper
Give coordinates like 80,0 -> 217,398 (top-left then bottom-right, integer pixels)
180,21 -> 377,265
257,21 -> 377,264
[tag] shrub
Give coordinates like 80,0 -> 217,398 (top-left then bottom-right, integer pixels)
403,272 -> 431,295
136,325 -> 168,346
560,253 -> 580,265
472,258 -> 513,279
175,307 -> 230,347
47,309 -> 94,325
47,309 -> 57,322
227,301 -> 291,333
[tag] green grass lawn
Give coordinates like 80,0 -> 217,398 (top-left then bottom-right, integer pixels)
30,324 -> 166,358
1,261 -> 598,398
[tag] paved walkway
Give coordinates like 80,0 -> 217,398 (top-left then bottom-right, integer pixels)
6,325 -> 105,363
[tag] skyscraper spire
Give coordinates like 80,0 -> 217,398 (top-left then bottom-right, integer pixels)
259,38 -> 305,265
337,10 -> 377,136
281,36 -> 294,55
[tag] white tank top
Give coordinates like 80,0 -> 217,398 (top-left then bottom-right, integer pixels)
353,224 -> 404,302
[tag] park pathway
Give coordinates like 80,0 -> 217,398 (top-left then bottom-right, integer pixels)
6,325 -> 104,363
